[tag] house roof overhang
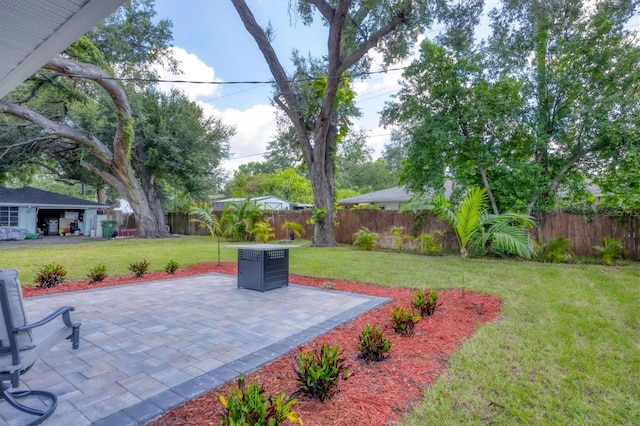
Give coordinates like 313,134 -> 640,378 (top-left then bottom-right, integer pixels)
0,0 -> 126,99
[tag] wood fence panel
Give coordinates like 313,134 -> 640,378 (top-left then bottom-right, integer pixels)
166,210 -> 639,260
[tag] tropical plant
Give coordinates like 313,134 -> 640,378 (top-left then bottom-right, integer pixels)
128,260 -> 150,277
34,263 -> 67,288
390,306 -> 420,336
218,376 -> 302,426
412,289 -> 439,317
593,237 -> 624,266
190,204 -> 224,264
389,226 -> 410,252
164,260 -> 180,274
402,187 -> 536,258
294,343 -> 349,402
358,324 -> 391,362
415,232 -> 443,255
221,200 -> 262,242
352,227 -> 380,250
87,264 -> 107,284
252,221 -> 275,243
538,237 -> 573,263
281,220 -> 305,240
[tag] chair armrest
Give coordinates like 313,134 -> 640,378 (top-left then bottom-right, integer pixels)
14,306 -> 79,332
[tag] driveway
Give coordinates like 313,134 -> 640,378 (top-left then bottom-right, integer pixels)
0,236 -> 109,250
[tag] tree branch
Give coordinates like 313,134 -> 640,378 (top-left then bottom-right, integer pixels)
231,0 -> 314,163
79,160 -> 126,195
0,102 -> 114,164
44,55 -> 132,170
302,0 -> 334,22
339,11 -> 408,73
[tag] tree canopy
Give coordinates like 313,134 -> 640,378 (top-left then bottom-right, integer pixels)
383,0 -> 640,214
0,0 -> 233,236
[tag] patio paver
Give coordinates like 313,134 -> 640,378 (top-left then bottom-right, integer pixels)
0,273 -> 387,425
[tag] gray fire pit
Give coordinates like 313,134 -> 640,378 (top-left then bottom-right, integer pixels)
227,244 -> 300,291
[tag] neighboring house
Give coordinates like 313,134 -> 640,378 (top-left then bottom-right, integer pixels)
339,183 -> 455,210
339,187 -> 414,210
0,187 -> 108,236
213,196 -> 293,212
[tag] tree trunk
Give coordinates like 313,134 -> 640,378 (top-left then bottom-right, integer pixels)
309,160 -> 336,247
133,143 -> 169,237
1,56 -> 163,238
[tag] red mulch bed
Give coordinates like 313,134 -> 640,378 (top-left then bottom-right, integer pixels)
23,262 -> 501,425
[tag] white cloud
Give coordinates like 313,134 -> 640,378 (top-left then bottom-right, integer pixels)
198,102 -> 278,172
156,47 -> 220,101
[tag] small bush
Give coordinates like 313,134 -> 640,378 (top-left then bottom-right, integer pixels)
358,324 -> 391,362
538,237 -> 573,263
252,221 -> 275,243
352,227 -> 380,250
164,260 -> 180,274
128,259 -> 150,277
34,263 -> 67,288
87,264 -> 108,284
390,226 -> 412,252
218,376 -> 302,426
412,289 -> 439,317
593,237 -> 624,266
281,221 -> 305,240
390,306 -> 420,336
416,232 -> 443,255
294,343 -> 349,402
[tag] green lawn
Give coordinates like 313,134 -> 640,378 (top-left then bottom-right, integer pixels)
2,236 -> 638,424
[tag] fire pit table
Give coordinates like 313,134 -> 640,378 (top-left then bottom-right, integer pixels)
227,244 -> 300,292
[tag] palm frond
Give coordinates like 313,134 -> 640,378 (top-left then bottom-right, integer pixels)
487,220 -> 535,258
454,187 -> 487,248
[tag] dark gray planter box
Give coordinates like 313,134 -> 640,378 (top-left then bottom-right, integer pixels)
230,244 -> 299,292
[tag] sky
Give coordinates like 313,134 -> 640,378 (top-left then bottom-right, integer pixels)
151,0 -> 410,173
150,1 -> 640,175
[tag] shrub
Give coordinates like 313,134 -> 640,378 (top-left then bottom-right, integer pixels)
538,237 -> 573,263
294,343 -> 349,402
252,221 -> 275,243
281,221 -> 305,240
164,260 -> 180,274
389,226 -> 411,252
218,376 -> 302,426
34,263 -> 67,288
352,227 -> 380,250
87,264 -> 108,284
390,306 -> 420,336
358,324 -> 391,362
415,232 -> 443,255
593,237 -> 624,266
412,289 -> 439,317
351,203 -> 380,210
128,260 -> 150,277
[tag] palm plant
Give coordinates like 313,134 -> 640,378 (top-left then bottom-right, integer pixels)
252,221 -> 275,243
402,187 -> 536,258
221,200 -> 262,242
190,204 -> 223,264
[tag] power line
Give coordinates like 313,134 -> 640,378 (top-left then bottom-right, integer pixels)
51,66 -> 410,86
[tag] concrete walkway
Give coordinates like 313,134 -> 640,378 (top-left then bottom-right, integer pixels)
0,273 -> 387,426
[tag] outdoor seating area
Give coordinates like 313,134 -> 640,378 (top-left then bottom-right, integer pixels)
0,269 -> 80,425
0,272 -> 386,425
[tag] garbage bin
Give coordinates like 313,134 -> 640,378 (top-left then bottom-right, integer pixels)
101,220 -> 117,239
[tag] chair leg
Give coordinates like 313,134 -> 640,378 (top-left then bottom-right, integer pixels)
1,382 -> 57,426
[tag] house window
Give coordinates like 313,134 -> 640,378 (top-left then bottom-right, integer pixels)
0,207 -> 19,227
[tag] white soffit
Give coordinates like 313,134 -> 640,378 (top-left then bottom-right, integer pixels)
0,0 -> 126,99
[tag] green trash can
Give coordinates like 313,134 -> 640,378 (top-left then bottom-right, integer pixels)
101,220 -> 117,239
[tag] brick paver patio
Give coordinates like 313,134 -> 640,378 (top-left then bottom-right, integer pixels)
0,273 -> 387,425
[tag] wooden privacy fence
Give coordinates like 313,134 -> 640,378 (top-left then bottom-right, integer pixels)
166,209 -> 640,260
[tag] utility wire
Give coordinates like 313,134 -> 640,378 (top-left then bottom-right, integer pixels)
50,66 -> 409,86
